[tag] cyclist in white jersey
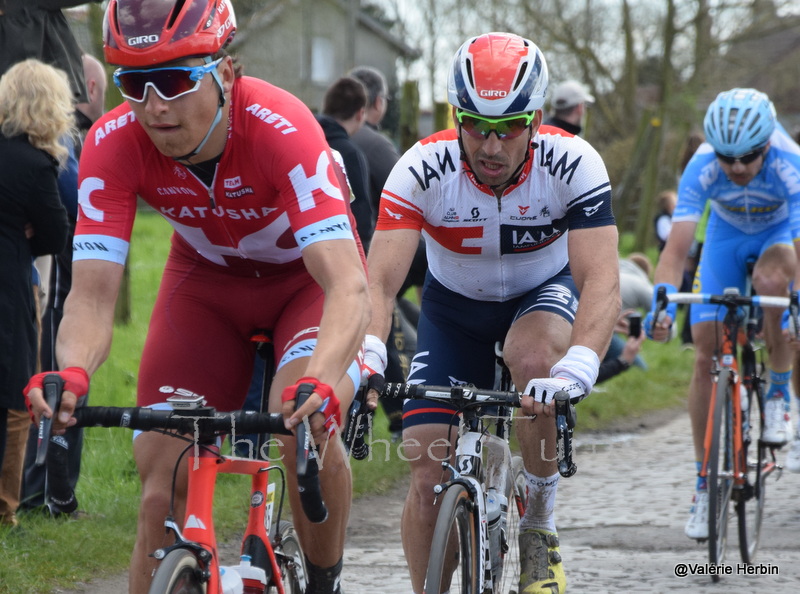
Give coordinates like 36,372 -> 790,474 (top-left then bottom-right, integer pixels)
364,33 -> 619,594
647,88 -> 800,540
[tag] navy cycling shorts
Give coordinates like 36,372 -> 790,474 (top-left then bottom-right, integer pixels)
402,270 -> 578,429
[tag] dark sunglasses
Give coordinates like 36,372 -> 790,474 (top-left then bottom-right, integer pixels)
715,148 -> 764,165
113,58 -> 223,103
456,109 -> 535,140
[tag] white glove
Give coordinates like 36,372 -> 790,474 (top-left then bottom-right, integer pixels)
550,345 -> 600,396
361,334 -> 388,382
524,376 -> 584,406
524,345 -> 600,404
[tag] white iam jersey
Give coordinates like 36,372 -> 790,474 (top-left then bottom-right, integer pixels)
376,125 -> 615,301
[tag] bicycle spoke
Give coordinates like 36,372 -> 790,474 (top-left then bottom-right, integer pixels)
495,456 -> 527,594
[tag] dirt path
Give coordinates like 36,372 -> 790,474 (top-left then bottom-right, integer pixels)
58,407 -> 800,593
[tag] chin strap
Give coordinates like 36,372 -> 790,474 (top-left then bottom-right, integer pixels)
174,59 -> 227,163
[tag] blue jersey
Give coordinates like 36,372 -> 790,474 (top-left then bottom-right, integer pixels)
673,124 -> 800,238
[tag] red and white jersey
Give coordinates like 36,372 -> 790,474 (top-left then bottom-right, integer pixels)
377,126 -> 614,301
74,77 -> 355,270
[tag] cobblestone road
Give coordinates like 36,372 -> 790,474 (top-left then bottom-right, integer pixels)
343,408 -> 800,593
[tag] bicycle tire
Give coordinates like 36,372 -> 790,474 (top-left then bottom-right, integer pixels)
495,455 -> 528,594
147,548 -> 204,594
270,520 -> 306,594
425,484 -> 480,594
707,369 -> 735,580
736,381 -> 774,563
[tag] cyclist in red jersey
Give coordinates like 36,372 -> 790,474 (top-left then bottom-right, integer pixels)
23,1 -> 369,592
364,33 -> 619,594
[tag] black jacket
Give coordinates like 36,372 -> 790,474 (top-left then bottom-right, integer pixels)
0,134 -> 68,408
315,115 -> 374,248
0,0 -> 102,102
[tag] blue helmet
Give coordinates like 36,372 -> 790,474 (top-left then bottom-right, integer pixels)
703,88 -> 776,157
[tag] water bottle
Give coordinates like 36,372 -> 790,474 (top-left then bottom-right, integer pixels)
219,565 -> 244,594
486,487 -> 506,579
238,555 -> 267,594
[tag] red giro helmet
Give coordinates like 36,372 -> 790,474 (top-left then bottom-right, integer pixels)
447,32 -> 548,117
104,0 -> 237,67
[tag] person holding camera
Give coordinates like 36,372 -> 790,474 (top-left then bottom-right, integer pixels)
597,253 -> 652,383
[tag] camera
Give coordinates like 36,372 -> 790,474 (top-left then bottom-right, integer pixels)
628,313 -> 642,338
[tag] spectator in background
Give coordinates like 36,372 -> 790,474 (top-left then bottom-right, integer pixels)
544,79 -> 595,136
0,59 -> 71,526
0,0 -> 101,103
348,66 -> 399,220
20,52 -> 107,517
316,76 -> 373,248
654,189 -> 677,252
598,253 -> 652,383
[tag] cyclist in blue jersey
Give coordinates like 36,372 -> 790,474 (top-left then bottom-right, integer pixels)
647,88 -> 800,540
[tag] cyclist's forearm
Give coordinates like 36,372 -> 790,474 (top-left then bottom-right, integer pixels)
571,285 -> 620,359
307,280 -> 371,387
365,228 -> 420,341
653,221 -> 696,287
366,282 -> 396,342
55,261 -> 122,376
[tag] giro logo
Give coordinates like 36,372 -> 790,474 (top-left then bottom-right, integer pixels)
479,90 -> 508,98
127,35 -> 159,46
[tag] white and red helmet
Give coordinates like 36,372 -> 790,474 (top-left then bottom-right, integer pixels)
103,0 -> 237,67
447,32 -> 549,117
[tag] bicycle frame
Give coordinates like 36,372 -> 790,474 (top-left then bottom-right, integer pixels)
656,285 -> 799,573
438,413 -> 508,591
154,444 -> 294,593
382,382 -> 581,593
35,376 -> 316,594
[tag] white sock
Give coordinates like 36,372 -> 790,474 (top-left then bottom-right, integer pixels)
519,470 -> 559,533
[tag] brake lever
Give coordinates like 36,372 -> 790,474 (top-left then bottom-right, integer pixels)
554,390 -> 577,478
789,290 -> 800,341
35,374 -> 64,466
293,382 -> 328,523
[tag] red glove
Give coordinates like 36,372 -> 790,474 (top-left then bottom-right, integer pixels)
23,367 -> 90,420
281,377 -> 341,434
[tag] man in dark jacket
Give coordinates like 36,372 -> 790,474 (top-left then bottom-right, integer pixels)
544,79 -> 595,136
315,76 -> 373,248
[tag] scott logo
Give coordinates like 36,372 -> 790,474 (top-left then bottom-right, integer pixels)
127,35 -> 159,46
479,90 -> 508,98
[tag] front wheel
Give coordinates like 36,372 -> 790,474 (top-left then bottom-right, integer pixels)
707,369 -> 735,581
425,484 -> 480,594
736,383 -> 776,564
147,548 -> 204,594
494,456 -> 527,593
270,520 -> 306,593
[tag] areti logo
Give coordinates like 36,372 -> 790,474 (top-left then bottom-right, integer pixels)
479,90 -> 508,98
127,35 -> 159,46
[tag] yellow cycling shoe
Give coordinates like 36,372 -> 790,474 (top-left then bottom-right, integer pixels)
518,529 -> 566,593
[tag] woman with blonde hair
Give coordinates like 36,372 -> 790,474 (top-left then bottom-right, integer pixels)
0,58 -> 70,526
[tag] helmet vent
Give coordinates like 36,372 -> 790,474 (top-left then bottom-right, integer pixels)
513,63 -> 528,92
465,57 -> 475,89
167,0 -> 188,29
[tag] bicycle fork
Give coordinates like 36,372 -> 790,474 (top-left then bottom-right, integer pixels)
435,429 -> 501,592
